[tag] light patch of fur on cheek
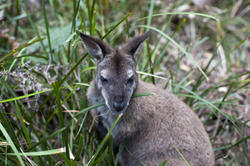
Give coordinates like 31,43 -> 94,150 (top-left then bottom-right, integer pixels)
100,69 -> 109,79
126,83 -> 136,107
101,89 -> 111,111
127,69 -> 134,78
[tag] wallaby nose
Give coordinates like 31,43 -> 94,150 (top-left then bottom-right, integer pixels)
113,97 -> 125,112
113,101 -> 125,112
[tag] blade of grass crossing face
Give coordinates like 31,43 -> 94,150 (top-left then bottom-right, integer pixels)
0,123 -> 25,166
88,114 -> 123,166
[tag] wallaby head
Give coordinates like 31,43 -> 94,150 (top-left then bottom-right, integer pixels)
80,31 -> 151,114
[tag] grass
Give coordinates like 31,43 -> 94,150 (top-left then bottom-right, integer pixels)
0,0 -> 249,165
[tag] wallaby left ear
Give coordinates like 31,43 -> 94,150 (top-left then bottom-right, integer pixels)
80,33 -> 112,61
121,30 -> 152,58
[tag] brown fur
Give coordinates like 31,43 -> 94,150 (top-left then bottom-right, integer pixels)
117,81 -> 214,166
80,32 -> 215,166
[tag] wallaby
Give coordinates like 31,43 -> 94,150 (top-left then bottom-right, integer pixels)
80,31 -> 215,166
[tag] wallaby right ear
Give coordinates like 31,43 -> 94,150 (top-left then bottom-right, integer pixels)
121,31 -> 152,58
80,33 -> 112,61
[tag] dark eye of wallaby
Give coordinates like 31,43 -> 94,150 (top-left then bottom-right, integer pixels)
127,76 -> 134,85
100,76 -> 108,84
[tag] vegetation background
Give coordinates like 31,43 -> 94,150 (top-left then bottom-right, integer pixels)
0,0 -> 249,165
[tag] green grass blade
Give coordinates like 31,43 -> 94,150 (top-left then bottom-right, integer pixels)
0,37 -> 45,63
0,89 -> 51,103
52,81 -> 69,158
132,93 -> 152,98
146,0 -> 155,30
19,0 -> 48,57
160,159 -> 168,166
76,103 -> 104,116
136,25 -> 208,80
88,114 -> 123,166
137,70 -> 168,81
136,11 -> 219,22
173,145 -> 190,166
101,13 -> 131,40
0,122 -> 25,166
214,135 -> 250,151
14,101 -> 32,147
177,86 -> 241,133
42,0 -> 53,59
7,147 -> 66,156
28,127 -> 66,151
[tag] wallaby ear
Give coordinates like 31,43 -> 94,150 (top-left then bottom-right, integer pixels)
121,30 -> 152,58
80,33 -> 112,61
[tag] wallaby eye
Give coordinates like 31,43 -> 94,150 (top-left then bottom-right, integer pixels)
127,76 -> 134,85
100,76 -> 108,84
